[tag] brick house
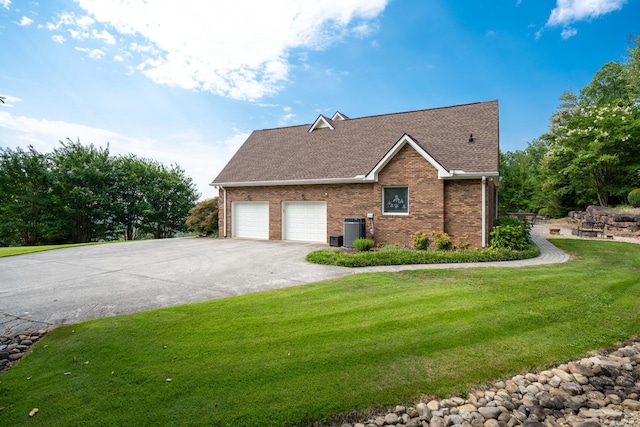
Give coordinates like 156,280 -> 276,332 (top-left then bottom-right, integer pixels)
211,101 -> 500,248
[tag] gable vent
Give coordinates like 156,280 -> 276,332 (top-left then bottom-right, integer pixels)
331,111 -> 349,121
308,115 -> 334,132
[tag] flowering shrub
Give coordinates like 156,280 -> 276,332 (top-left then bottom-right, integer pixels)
413,230 -> 430,251
430,231 -> 453,251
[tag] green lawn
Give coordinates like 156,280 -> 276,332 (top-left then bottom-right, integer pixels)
1,239 -> 639,426
0,243 -> 104,257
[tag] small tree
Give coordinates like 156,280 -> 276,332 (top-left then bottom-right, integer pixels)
186,197 -> 219,236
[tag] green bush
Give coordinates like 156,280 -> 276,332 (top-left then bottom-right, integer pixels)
538,207 -> 550,217
306,244 -> 540,267
490,217 -> 532,251
628,189 -> 640,207
353,238 -> 375,252
431,231 -> 453,251
413,230 -> 430,251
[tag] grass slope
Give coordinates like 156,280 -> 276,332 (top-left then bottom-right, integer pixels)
1,239 -> 639,426
0,243 -> 103,258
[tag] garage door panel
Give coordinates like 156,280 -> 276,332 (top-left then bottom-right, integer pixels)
233,202 -> 269,239
283,202 -> 326,243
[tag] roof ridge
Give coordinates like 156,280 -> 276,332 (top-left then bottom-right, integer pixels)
341,100 -> 498,123
251,100 -> 497,132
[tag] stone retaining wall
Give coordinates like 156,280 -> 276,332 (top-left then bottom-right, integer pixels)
569,206 -> 640,235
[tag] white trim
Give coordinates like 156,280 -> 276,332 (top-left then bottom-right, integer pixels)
365,134 -> 449,181
213,177 -> 372,187
308,115 -> 334,132
331,111 -> 349,121
440,170 -> 500,180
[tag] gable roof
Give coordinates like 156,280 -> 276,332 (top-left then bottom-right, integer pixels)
212,100 -> 499,187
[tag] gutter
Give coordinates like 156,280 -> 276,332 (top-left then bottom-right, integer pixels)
482,176 -> 487,248
212,171 -> 499,188
221,186 -> 227,238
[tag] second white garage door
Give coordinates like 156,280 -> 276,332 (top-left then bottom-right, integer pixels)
282,201 -> 327,243
232,202 -> 269,239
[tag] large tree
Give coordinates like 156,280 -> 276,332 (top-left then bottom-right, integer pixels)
0,146 -> 57,245
51,139 -> 115,243
539,36 -> 640,209
140,163 -> 199,239
498,138 -> 547,214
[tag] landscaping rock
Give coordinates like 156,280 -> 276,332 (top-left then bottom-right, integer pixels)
0,330 -> 47,373
336,340 -> 640,427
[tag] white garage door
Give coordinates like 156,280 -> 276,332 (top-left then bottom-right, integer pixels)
232,202 -> 269,239
283,201 -> 327,243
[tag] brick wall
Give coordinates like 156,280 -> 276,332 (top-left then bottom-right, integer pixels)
217,144 -> 494,248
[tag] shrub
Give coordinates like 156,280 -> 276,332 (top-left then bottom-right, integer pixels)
490,217 -> 531,251
353,238 -> 375,252
413,231 -> 430,251
378,244 -> 409,253
454,235 -> 471,251
628,189 -> 640,207
431,231 -> 453,251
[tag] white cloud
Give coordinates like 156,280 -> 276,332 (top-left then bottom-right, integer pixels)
561,27 -> 578,39
52,34 -> 66,43
114,55 -> 124,62
75,47 -> 105,59
547,0 -> 626,26
92,28 -> 115,44
59,0 -> 388,101
1,0 -> 10,10
18,16 -> 33,26
542,0 -> 627,38
0,111 -> 249,200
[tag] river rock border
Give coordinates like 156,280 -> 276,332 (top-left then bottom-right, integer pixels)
0,330 -> 47,374
336,340 -> 640,427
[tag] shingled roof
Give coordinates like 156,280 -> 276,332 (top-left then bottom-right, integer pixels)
212,100 -> 499,186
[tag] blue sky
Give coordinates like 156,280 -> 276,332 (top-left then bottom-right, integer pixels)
1,0 -> 638,200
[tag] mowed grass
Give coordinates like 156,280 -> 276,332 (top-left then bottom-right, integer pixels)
1,239 -> 639,426
0,243 -> 104,257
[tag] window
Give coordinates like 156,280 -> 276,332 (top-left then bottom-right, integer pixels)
383,186 -> 409,214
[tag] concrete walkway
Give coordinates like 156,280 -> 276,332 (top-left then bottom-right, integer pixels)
1,229 -> 569,336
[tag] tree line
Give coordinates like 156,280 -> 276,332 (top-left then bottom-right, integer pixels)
499,36 -> 640,216
0,139 -> 199,246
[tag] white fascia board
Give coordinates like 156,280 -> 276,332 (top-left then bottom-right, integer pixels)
365,134 -> 448,181
440,171 -> 500,180
211,177 -> 372,188
331,111 -> 349,121
308,115 -> 334,132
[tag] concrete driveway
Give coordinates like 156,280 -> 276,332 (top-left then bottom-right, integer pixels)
1,230 -> 568,336
0,238 -> 349,336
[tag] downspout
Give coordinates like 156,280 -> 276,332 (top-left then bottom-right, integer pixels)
482,176 -> 487,248
221,186 -> 227,238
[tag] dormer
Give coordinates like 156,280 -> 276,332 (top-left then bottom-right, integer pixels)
331,111 -> 349,121
308,114 -> 334,132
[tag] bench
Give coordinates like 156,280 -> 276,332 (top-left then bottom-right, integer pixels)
577,221 -> 605,238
